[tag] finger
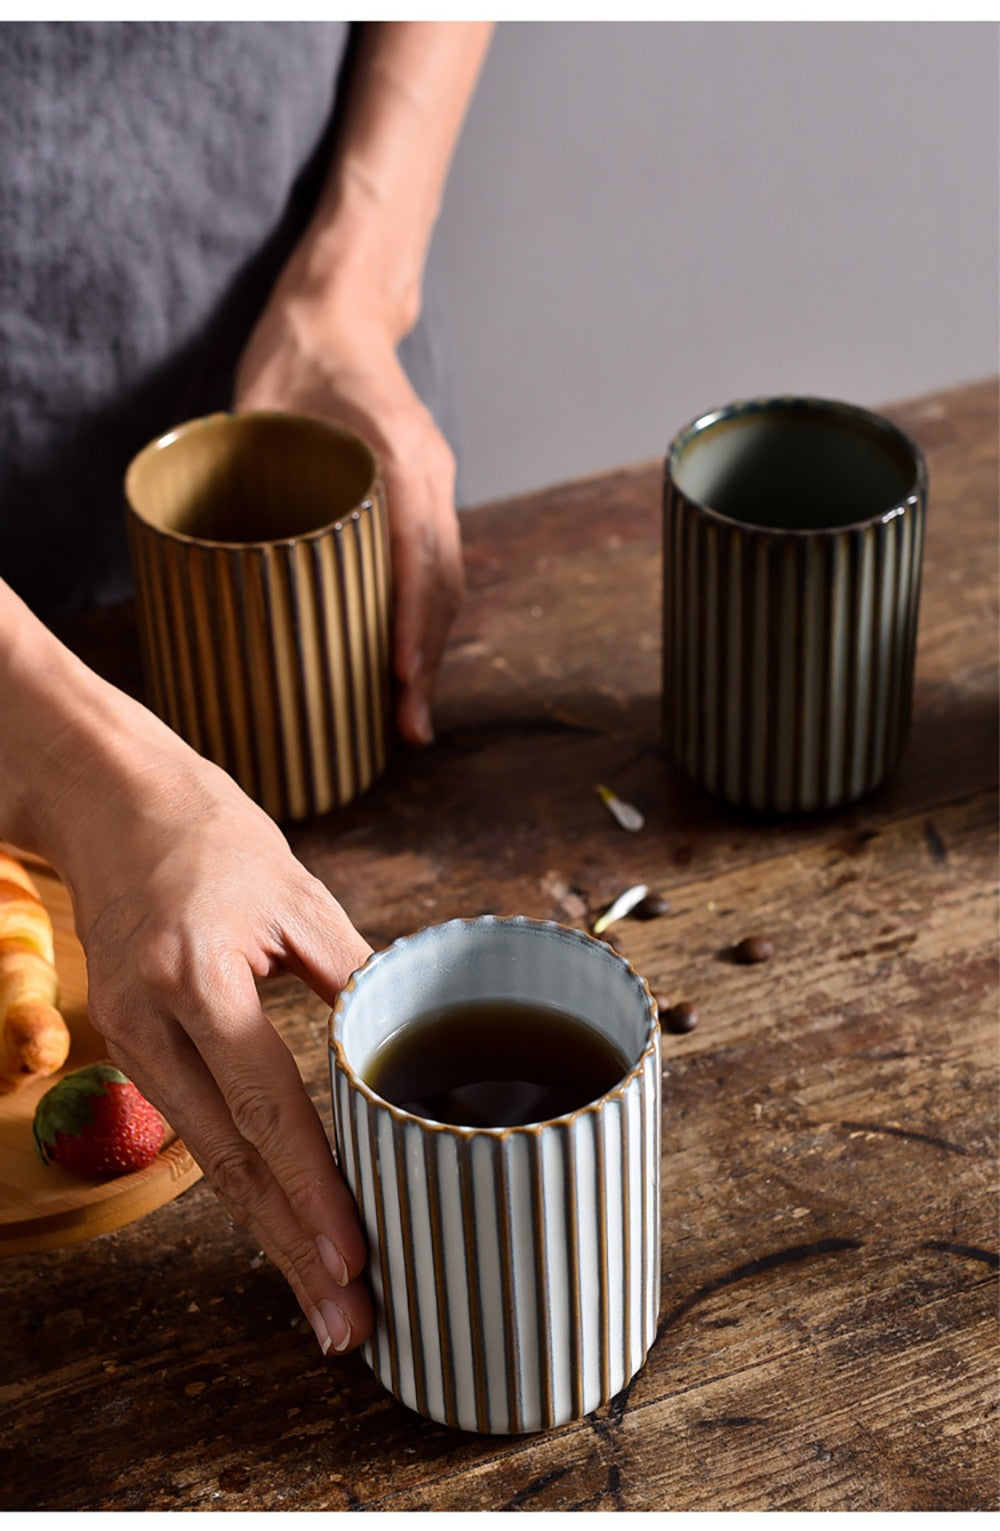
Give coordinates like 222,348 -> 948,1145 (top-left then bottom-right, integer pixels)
395,523 -> 463,687
275,887 -> 373,1012
105,1008 -> 374,1352
183,974 -> 369,1282
387,484 -> 464,747
394,565 -> 463,746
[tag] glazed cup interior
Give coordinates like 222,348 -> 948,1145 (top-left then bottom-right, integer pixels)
670,398 -> 922,532
125,410 -> 378,545
332,916 -> 658,1115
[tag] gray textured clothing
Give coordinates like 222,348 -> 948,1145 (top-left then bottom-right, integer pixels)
0,21 -> 449,621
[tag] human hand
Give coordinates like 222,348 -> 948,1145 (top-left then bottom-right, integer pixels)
231,19 -> 492,749
56,715 -> 375,1356
235,295 -> 464,748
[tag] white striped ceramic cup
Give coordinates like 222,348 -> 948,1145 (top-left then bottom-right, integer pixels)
125,412 -> 391,823
329,916 -> 661,1435
663,396 -> 927,814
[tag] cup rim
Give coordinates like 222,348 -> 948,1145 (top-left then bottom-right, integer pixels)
664,393 -> 928,538
329,914 -> 661,1140
124,409 -> 382,551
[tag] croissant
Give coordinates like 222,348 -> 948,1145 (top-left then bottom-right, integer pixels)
0,850 -> 71,1090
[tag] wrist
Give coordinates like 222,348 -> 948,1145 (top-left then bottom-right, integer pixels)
0,590 -> 195,895
272,184 -> 423,351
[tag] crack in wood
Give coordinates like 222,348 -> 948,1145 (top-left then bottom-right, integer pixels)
654,1238 -> 866,1345
694,1415 -> 766,1428
500,1464 -> 573,1510
838,1120 -> 969,1156
920,1240 -> 999,1270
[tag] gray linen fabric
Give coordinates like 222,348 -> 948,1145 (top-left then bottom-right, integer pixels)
0,21 -> 451,621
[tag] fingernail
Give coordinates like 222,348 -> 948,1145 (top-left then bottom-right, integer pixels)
308,1305 -> 333,1356
319,1298 -> 352,1353
316,1232 -> 350,1287
413,705 -> 434,746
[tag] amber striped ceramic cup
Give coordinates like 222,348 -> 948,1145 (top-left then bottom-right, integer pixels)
125,412 -> 391,822
663,396 -> 927,814
330,916 -> 661,1434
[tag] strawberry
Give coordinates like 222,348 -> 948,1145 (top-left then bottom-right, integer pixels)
33,1062 -> 164,1177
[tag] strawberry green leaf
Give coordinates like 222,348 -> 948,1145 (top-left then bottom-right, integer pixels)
33,1062 -> 130,1162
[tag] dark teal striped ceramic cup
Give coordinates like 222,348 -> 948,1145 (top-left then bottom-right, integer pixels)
663,396 -> 927,814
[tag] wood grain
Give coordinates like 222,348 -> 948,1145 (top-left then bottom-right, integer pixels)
0,378 -> 995,1511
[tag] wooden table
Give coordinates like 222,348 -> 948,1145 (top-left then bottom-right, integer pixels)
2,378 -> 996,1512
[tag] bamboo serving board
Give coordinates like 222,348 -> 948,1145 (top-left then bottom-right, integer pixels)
0,848 -> 202,1255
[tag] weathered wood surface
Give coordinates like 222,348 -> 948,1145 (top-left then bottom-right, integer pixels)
2,378 -> 996,1511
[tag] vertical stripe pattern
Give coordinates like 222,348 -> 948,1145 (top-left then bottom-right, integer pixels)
330,916 -> 662,1436
662,398 -> 927,814
125,413 -> 391,823
332,1037 -> 660,1435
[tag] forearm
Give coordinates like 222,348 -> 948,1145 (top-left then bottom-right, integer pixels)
0,581 -> 118,858
0,581 -> 212,897
277,20 -> 493,339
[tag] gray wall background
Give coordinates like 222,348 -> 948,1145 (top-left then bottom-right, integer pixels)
433,21 -> 999,507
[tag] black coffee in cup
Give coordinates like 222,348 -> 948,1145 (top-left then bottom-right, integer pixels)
365,998 -> 630,1128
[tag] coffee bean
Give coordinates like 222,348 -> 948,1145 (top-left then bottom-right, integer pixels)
734,934 -> 774,964
650,990 -> 671,1015
662,999 -> 699,1035
631,892 -> 670,921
